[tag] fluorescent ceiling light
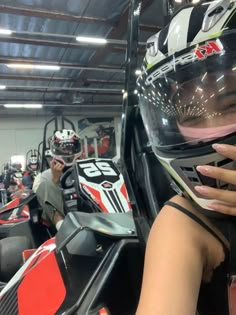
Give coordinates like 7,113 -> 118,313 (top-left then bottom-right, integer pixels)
216,74 -> 224,82
0,29 -> 12,35
4,104 -> 43,108
0,85 -> 6,89
76,36 -> 107,44
202,1 -> 220,5
7,64 -> 60,70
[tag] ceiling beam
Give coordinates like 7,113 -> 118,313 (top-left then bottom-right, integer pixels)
1,104 -> 122,107
1,101 -> 122,106
0,74 -> 124,86
6,31 -> 146,46
0,57 -> 125,73
0,35 -> 131,50
0,73 -> 74,82
0,74 -> 124,85
3,85 -> 122,93
0,5 -> 107,24
2,91 -> 122,97
78,0 -> 155,81
85,79 -> 124,85
0,111 -> 123,118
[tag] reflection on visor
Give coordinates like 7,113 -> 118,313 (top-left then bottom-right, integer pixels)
30,158 -> 38,163
59,143 -> 75,154
139,49 -> 236,149
53,141 -> 81,156
177,122 -> 236,143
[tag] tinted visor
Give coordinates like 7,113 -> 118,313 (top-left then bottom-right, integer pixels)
52,140 -> 81,156
139,34 -> 236,150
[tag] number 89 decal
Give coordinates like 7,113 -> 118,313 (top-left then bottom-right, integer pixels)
79,162 -> 117,177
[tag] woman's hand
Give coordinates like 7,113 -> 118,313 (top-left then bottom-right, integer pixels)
50,159 -> 64,184
195,143 -> 236,215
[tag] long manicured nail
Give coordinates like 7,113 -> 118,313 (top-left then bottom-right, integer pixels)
208,203 -> 219,210
196,165 -> 212,174
212,143 -> 228,152
194,185 -> 209,195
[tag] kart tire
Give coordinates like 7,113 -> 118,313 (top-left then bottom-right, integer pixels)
0,236 -> 31,282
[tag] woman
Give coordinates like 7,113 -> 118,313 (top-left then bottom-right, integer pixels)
135,1 -> 236,314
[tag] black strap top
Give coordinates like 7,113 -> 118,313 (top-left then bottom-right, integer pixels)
165,200 -> 229,315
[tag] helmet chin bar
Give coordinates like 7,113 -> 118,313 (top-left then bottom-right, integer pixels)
157,150 -> 236,210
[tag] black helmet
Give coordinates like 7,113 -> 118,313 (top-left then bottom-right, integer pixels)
138,0 -> 236,209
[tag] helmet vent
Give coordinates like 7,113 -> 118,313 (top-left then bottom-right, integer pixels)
180,166 -> 202,184
196,170 -> 216,187
181,166 -> 194,172
146,34 -> 159,57
217,157 -> 233,166
208,6 -> 224,17
188,177 -> 199,183
202,0 -> 231,32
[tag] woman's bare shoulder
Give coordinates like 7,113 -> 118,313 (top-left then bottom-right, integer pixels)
157,194 -> 229,252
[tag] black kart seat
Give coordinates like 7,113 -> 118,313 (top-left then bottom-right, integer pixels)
58,211 -> 135,239
56,211 -> 136,257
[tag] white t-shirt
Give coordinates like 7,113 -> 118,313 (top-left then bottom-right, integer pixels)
32,169 -> 52,193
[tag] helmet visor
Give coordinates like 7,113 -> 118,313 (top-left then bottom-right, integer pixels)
139,36 -> 236,150
52,140 -> 81,156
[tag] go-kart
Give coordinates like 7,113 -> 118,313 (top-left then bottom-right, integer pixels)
0,157 -> 142,315
0,2 -> 148,313
0,155 -> 132,281
0,1 -> 176,313
61,157 -> 131,215
0,191 -> 52,283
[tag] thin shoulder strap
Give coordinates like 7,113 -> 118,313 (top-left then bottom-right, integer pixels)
165,201 -> 228,251
229,221 -> 236,273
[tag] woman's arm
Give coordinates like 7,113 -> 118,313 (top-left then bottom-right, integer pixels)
195,143 -> 236,215
135,196 -> 225,315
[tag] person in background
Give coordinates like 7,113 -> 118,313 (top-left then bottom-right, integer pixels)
33,129 -> 82,231
86,125 -> 111,158
135,1 -> 236,314
22,154 -> 40,189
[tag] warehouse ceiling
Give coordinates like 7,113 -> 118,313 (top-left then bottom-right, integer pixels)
0,0 -> 169,117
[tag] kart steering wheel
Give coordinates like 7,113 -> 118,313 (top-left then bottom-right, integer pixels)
60,167 -> 74,189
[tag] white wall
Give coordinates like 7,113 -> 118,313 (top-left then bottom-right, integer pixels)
0,115 -> 121,169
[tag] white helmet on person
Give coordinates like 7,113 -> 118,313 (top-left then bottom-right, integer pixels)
27,155 -> 39,172
50,129 -> 82,166
138,0 -> 236,210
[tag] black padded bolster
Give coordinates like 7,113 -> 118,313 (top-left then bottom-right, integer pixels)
57,211 -> 136,243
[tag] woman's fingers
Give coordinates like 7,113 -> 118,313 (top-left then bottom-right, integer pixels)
196,165 -> 236,185
195,185 -> 236,204
196,144 -> 236,185
208,202 -> 236,216
212,143 -> 236,160
192,144 -> 236,215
